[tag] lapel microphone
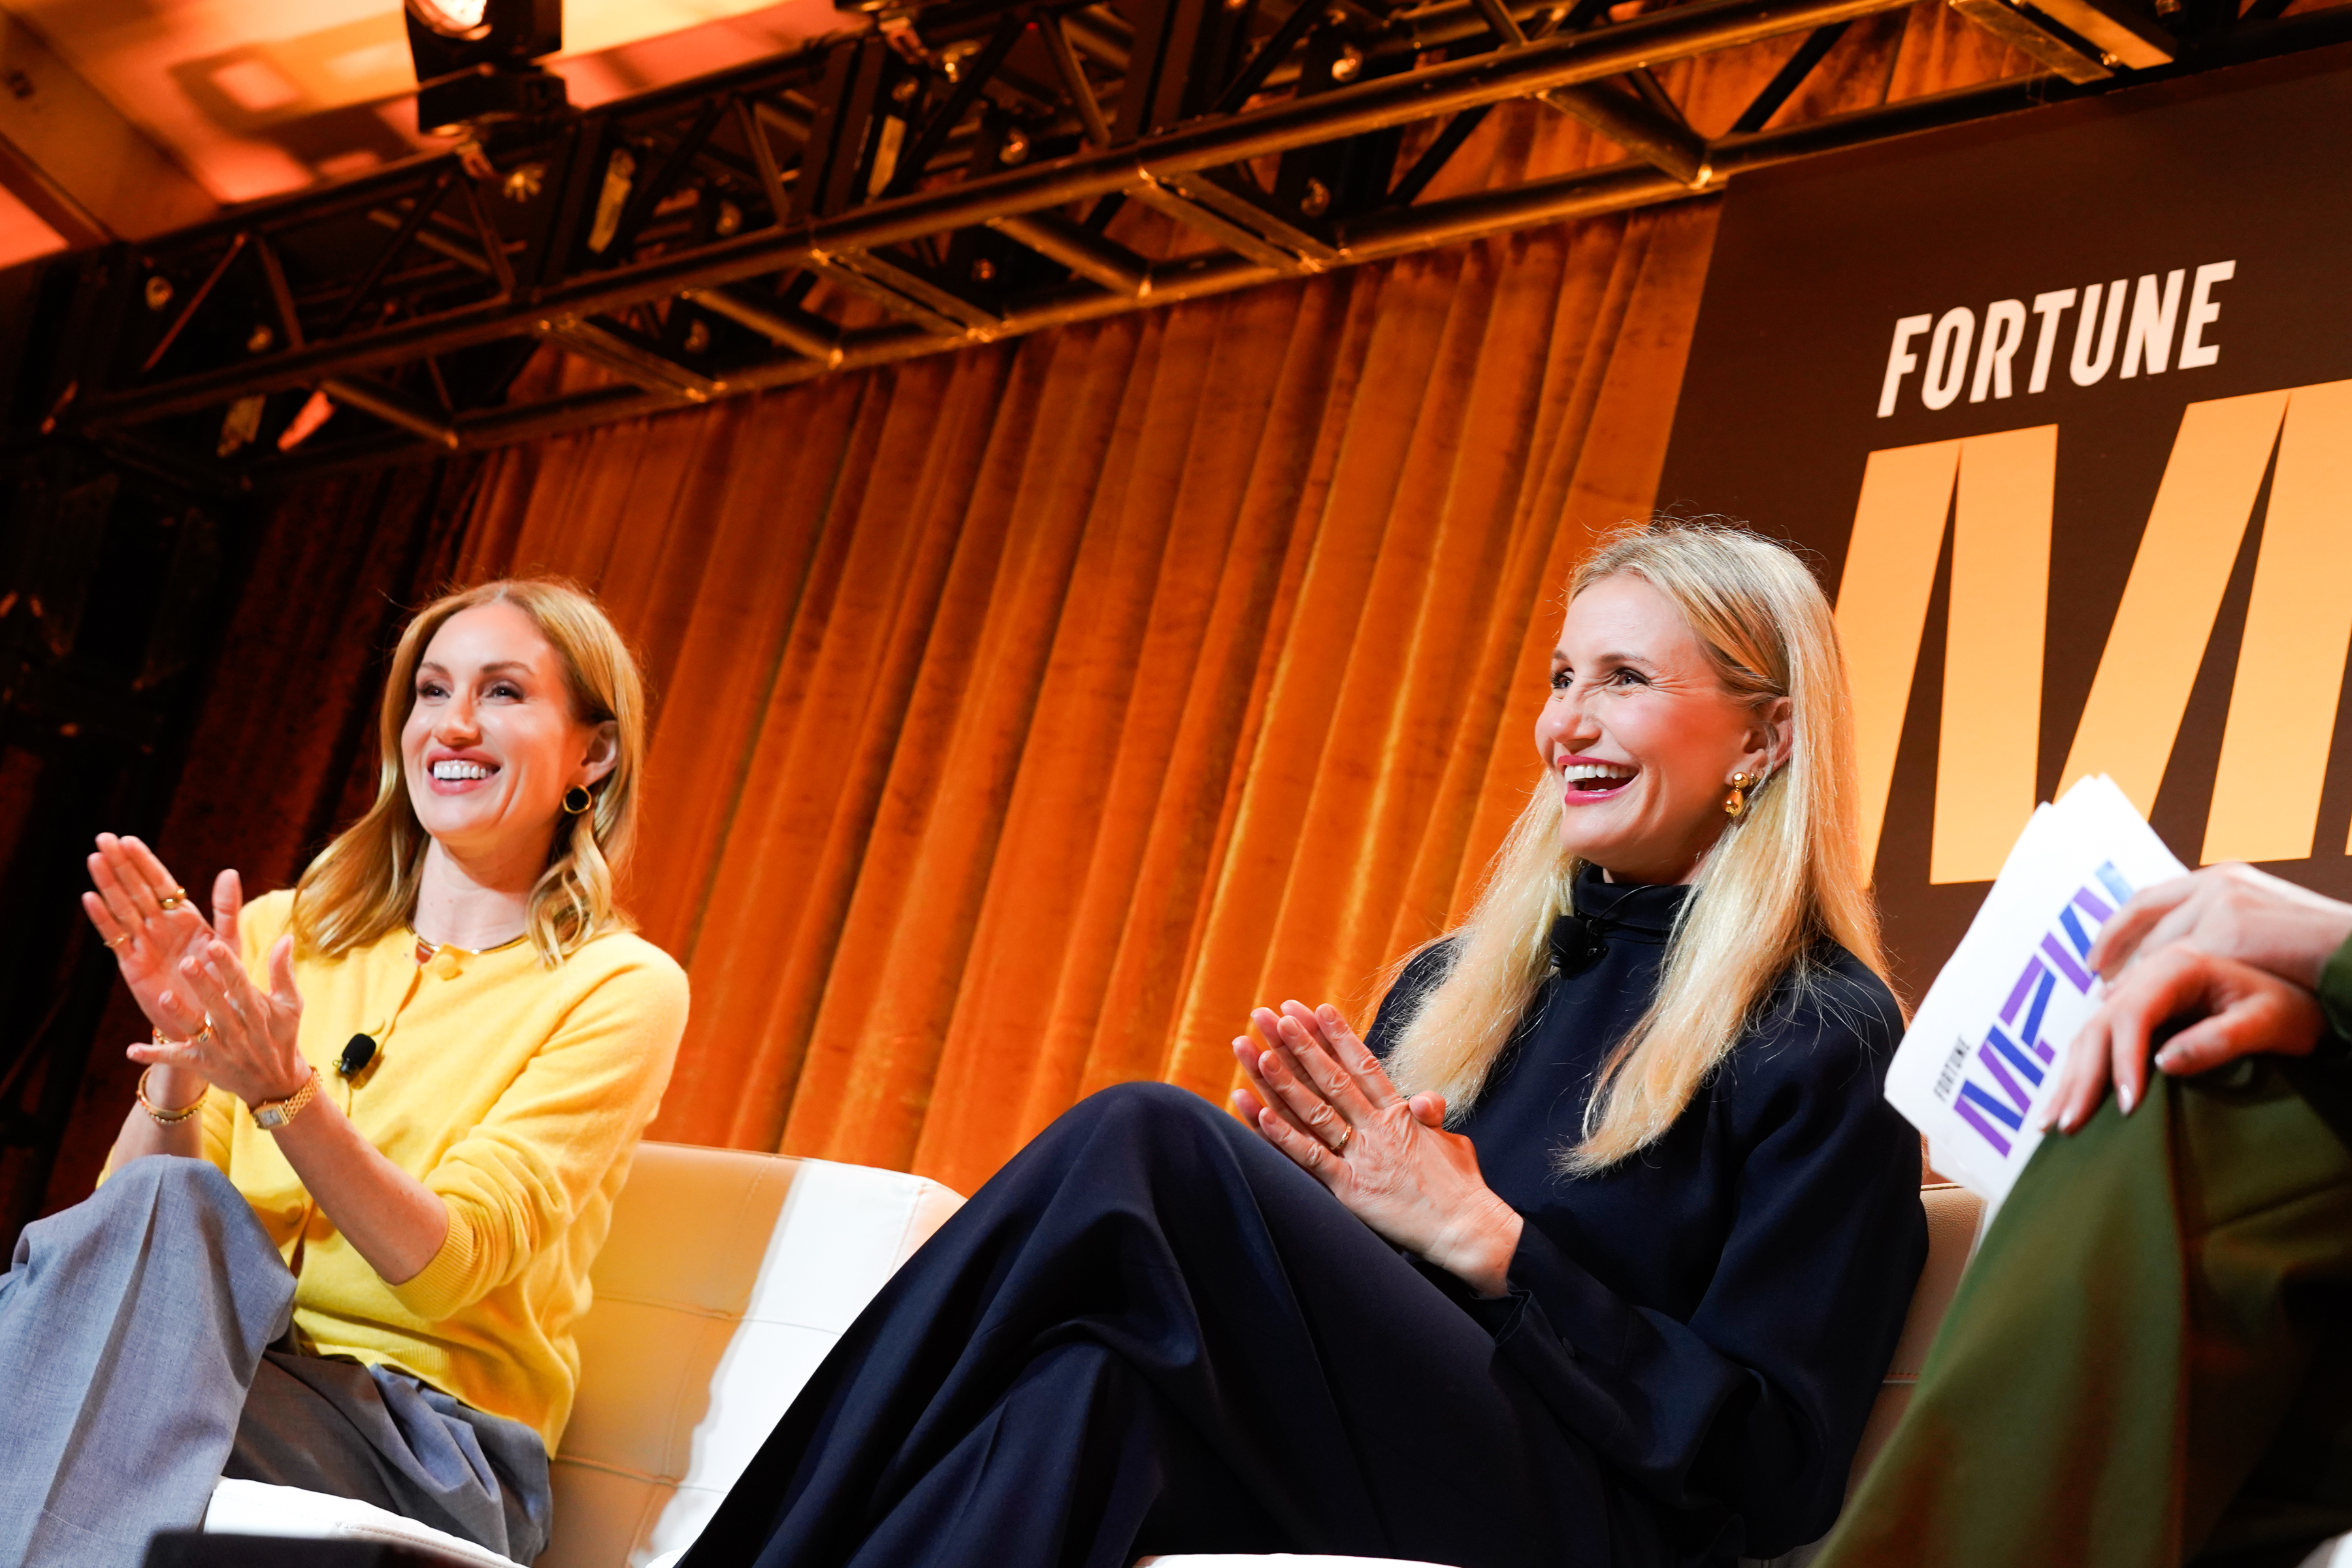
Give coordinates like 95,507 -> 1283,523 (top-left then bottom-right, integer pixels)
338,1033 -> 380,1079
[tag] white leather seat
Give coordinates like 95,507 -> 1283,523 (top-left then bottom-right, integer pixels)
541,1145 -> 962,1566
204,1477 -> 521,1565
206,1142 -> 965,1568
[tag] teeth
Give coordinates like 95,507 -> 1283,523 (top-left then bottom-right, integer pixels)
432,760 -> 492,781
1561,762 -> 1635,785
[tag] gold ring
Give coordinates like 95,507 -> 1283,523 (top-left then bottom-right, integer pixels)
157,887 -> 189,911
1330,1124 -> 1352,1155
103,934 -> 131,950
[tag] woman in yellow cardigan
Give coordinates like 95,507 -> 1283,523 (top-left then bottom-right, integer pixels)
0,579 -> 688,1567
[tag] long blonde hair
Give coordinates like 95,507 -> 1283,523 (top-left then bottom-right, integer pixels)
291,578 -> 647,967
1383,522 -> 1891,1173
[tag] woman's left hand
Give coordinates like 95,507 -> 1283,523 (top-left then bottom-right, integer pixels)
129,935 -> 311,1109
2041,942 -> 2325,1131
1231,1001 -> 1523,1296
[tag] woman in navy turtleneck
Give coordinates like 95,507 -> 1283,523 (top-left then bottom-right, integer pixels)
683,523 -> 1927,1568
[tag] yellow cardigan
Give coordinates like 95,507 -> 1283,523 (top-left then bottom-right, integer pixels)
181,889 -> 688,1451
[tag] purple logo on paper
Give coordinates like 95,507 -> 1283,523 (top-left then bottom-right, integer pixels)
1934,862 -> 2136,1158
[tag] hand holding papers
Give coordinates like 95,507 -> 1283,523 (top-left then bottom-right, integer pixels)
1883,776 -> 2187,1207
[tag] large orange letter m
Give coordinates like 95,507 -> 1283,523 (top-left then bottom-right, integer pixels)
1837,380 -> 2352,884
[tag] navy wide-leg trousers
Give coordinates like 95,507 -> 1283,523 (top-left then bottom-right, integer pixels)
685,1083 -> 1622,1568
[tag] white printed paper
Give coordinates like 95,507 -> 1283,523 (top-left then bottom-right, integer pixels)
1884,775 -> 2188,1208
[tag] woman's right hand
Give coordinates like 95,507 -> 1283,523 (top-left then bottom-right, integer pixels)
2038,864 -> 2352,1131
2086,863 -> 2352,992
81,834 -> 241,1042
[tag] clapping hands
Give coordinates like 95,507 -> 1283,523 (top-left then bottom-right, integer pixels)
81,834 -> 237,1040
83,834 -> 310,1109
1230,1000 -> 1522,1296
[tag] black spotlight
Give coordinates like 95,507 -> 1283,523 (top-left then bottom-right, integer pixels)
404,0 -> 569,137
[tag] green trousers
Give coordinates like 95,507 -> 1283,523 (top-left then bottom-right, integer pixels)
1814,1056 -> 2352,1568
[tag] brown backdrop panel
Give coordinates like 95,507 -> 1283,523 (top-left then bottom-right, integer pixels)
1658,41 -> 2352,1004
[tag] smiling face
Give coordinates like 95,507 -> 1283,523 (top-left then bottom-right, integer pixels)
400,601 -> 615,871
1535,572 -> 1780,885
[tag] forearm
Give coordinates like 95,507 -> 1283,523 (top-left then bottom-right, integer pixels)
106,1066 -> 207,1167
270,1096 -> 449,1286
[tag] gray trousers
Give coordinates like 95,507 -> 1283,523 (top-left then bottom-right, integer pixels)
0,1156 -> 551,1568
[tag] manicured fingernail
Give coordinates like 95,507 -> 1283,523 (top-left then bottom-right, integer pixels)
2117,1085 -> 2135,1116
2154,1049 -> 2179,1073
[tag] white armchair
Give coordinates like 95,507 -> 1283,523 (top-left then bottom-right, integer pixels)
206,1143 -> 964,1568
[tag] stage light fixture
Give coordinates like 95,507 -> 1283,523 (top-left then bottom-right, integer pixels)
410,0 -> 494,37
404,0 -> 568,137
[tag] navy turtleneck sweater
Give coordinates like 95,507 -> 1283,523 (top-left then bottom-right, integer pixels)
1365,866 -> 1927,1563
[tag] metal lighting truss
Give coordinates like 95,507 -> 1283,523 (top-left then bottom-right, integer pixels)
31,0 -> 2351,484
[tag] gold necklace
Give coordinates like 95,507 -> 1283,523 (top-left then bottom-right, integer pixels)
408,926 -> 532,960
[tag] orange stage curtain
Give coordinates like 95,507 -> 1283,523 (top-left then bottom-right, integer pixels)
438,4 -> 2023,1198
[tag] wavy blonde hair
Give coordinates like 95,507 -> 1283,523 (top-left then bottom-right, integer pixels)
291,578 -> 646,967
1382,521 -> 1893,1173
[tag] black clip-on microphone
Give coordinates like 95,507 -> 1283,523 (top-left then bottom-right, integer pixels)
338,1033 -> 379,1079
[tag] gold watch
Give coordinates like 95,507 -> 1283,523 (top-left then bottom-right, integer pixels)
251,1068 -> 320,1131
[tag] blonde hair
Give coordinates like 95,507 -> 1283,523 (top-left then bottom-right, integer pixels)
291,578 -> 646,967
1383,521 -> 1891,1173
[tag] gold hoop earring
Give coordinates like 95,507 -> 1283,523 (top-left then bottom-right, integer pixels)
1724,772 -> 1755,819
562,785 -> 594,816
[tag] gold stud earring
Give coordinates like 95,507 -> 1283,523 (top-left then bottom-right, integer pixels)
1724,772 -> 1755,819
562,785 -> 594,815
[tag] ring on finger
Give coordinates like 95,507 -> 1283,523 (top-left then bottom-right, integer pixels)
103,933 -> 131,950
1329,1124 -> 1352,1155
152,1019 -> 214,1051
157,886 -> 189,911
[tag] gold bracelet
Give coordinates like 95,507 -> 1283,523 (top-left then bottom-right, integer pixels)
250,1068 -> 320,1132
137,1066 -> 206,1124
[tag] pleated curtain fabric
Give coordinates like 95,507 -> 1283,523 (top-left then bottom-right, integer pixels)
438,6 -> 2026,1196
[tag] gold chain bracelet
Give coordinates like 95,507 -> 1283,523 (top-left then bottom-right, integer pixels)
137,1066 -> 206,1124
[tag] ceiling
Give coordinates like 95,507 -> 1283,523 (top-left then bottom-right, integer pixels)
0,0 -> 851,264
